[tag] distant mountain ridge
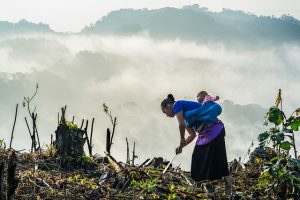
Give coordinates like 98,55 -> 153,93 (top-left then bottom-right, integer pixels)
0,19 -> 54,34
1,4 -> 300,44
82,4 -> 300,44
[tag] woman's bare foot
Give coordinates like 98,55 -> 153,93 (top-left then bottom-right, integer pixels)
224,175 -> 233,196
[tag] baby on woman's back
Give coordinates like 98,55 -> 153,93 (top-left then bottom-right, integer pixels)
197,91 -> 219,104
194,91 -> 220,132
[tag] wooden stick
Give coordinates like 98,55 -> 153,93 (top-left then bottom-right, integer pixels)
34,113 -> 41,151
25,117 -> 32,138
9,104 -> 19,149
90,118 -> 95,150
31,113 -> 37,152
139,158 -> 150,168
80,119 -> 84,130
132,142 -> 136,166
126,137 -> 130,164
104,151 -> 123,173
106,129 -> 111,153
110,117 -> 117,147
72,116 -> 74,123
84,120 -> 92,156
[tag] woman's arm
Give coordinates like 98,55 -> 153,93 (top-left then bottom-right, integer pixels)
176,127 -> 197,154
176,111 -> 186,146
175,112 -> 197,154
183,127 -> 196,147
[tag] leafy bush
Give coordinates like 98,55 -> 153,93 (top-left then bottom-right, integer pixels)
258,90 -> 300,199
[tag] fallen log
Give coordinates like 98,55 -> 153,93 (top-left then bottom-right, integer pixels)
104,151 -> 124,173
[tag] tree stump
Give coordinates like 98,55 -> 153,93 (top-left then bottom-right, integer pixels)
54,122 -> 86,167
6,151 -> 18,200
0,162 -> 4,200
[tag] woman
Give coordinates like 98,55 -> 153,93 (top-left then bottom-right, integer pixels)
161,94 -> 232,195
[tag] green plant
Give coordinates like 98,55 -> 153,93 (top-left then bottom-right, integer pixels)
44,144 -> 57,157
67,174 -> 98,190
130,179 -> 158,193
257,89 -> 300,199
65,121 -> 78,130
259,89 -> 300,157
0,139 -> 4,149
77,155 -> 93,165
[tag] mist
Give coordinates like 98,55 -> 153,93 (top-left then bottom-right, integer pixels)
1,7 -> 300,170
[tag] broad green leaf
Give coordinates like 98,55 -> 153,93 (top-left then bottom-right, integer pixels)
268,107 -> 283,125
280,141 -> 292,151
271,132 -> 284,143
291,117 -> 300,131
258,131 -> 269,142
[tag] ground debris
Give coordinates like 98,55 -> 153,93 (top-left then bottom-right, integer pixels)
0,145 -> 278,200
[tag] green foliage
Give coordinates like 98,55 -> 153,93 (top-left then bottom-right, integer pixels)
0,138 -> 4,149
259,90 -> 299,154
257,90 -> 300,198
167,184 -> 179,200
77,155 -> 93,165
130,179 -> 158,193
65,121 -> 78,130
291,117 -> 300,131
280,141 -> 292,151
67,174 -> 98,190
44,144 -> 57,157
268,106 -> 283,126
258,157 -> 300,198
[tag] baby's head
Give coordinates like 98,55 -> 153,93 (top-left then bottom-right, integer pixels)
197,91 -> 208,103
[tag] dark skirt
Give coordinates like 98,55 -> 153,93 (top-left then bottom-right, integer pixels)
191,127 -> 229,182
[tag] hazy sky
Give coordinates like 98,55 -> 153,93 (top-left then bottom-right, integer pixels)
1,0 -> 300,32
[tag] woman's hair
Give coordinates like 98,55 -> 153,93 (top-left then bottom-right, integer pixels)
161,94 -> 175,109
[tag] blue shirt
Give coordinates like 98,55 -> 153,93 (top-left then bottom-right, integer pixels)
172,100 -> 201,115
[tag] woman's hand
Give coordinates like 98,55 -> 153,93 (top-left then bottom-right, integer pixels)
175,146 -> 182,154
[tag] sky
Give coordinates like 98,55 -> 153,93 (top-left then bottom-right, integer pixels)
0,0 -> 300,32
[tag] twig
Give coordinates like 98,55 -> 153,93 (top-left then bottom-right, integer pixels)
25,117 -> 32,139
106,129 -> 111,153
36,178 -> 53,191
110,117 -> 117,146
80,119 -> 84,130
9,104 -> 19,149
126,137 -> 130,164
132,142 -> 136,166
84,120 -> 92,156
90,118 -> 95,151
138,158 -> 150,168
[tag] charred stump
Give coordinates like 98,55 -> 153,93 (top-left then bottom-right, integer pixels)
0,162 -> 4,200
6,151 -> 18,200
54,123 -> 86,166
54,106 -> 86,167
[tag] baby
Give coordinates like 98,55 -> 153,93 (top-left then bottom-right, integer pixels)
197,91 -> 219,104
196,91 -> 220,132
